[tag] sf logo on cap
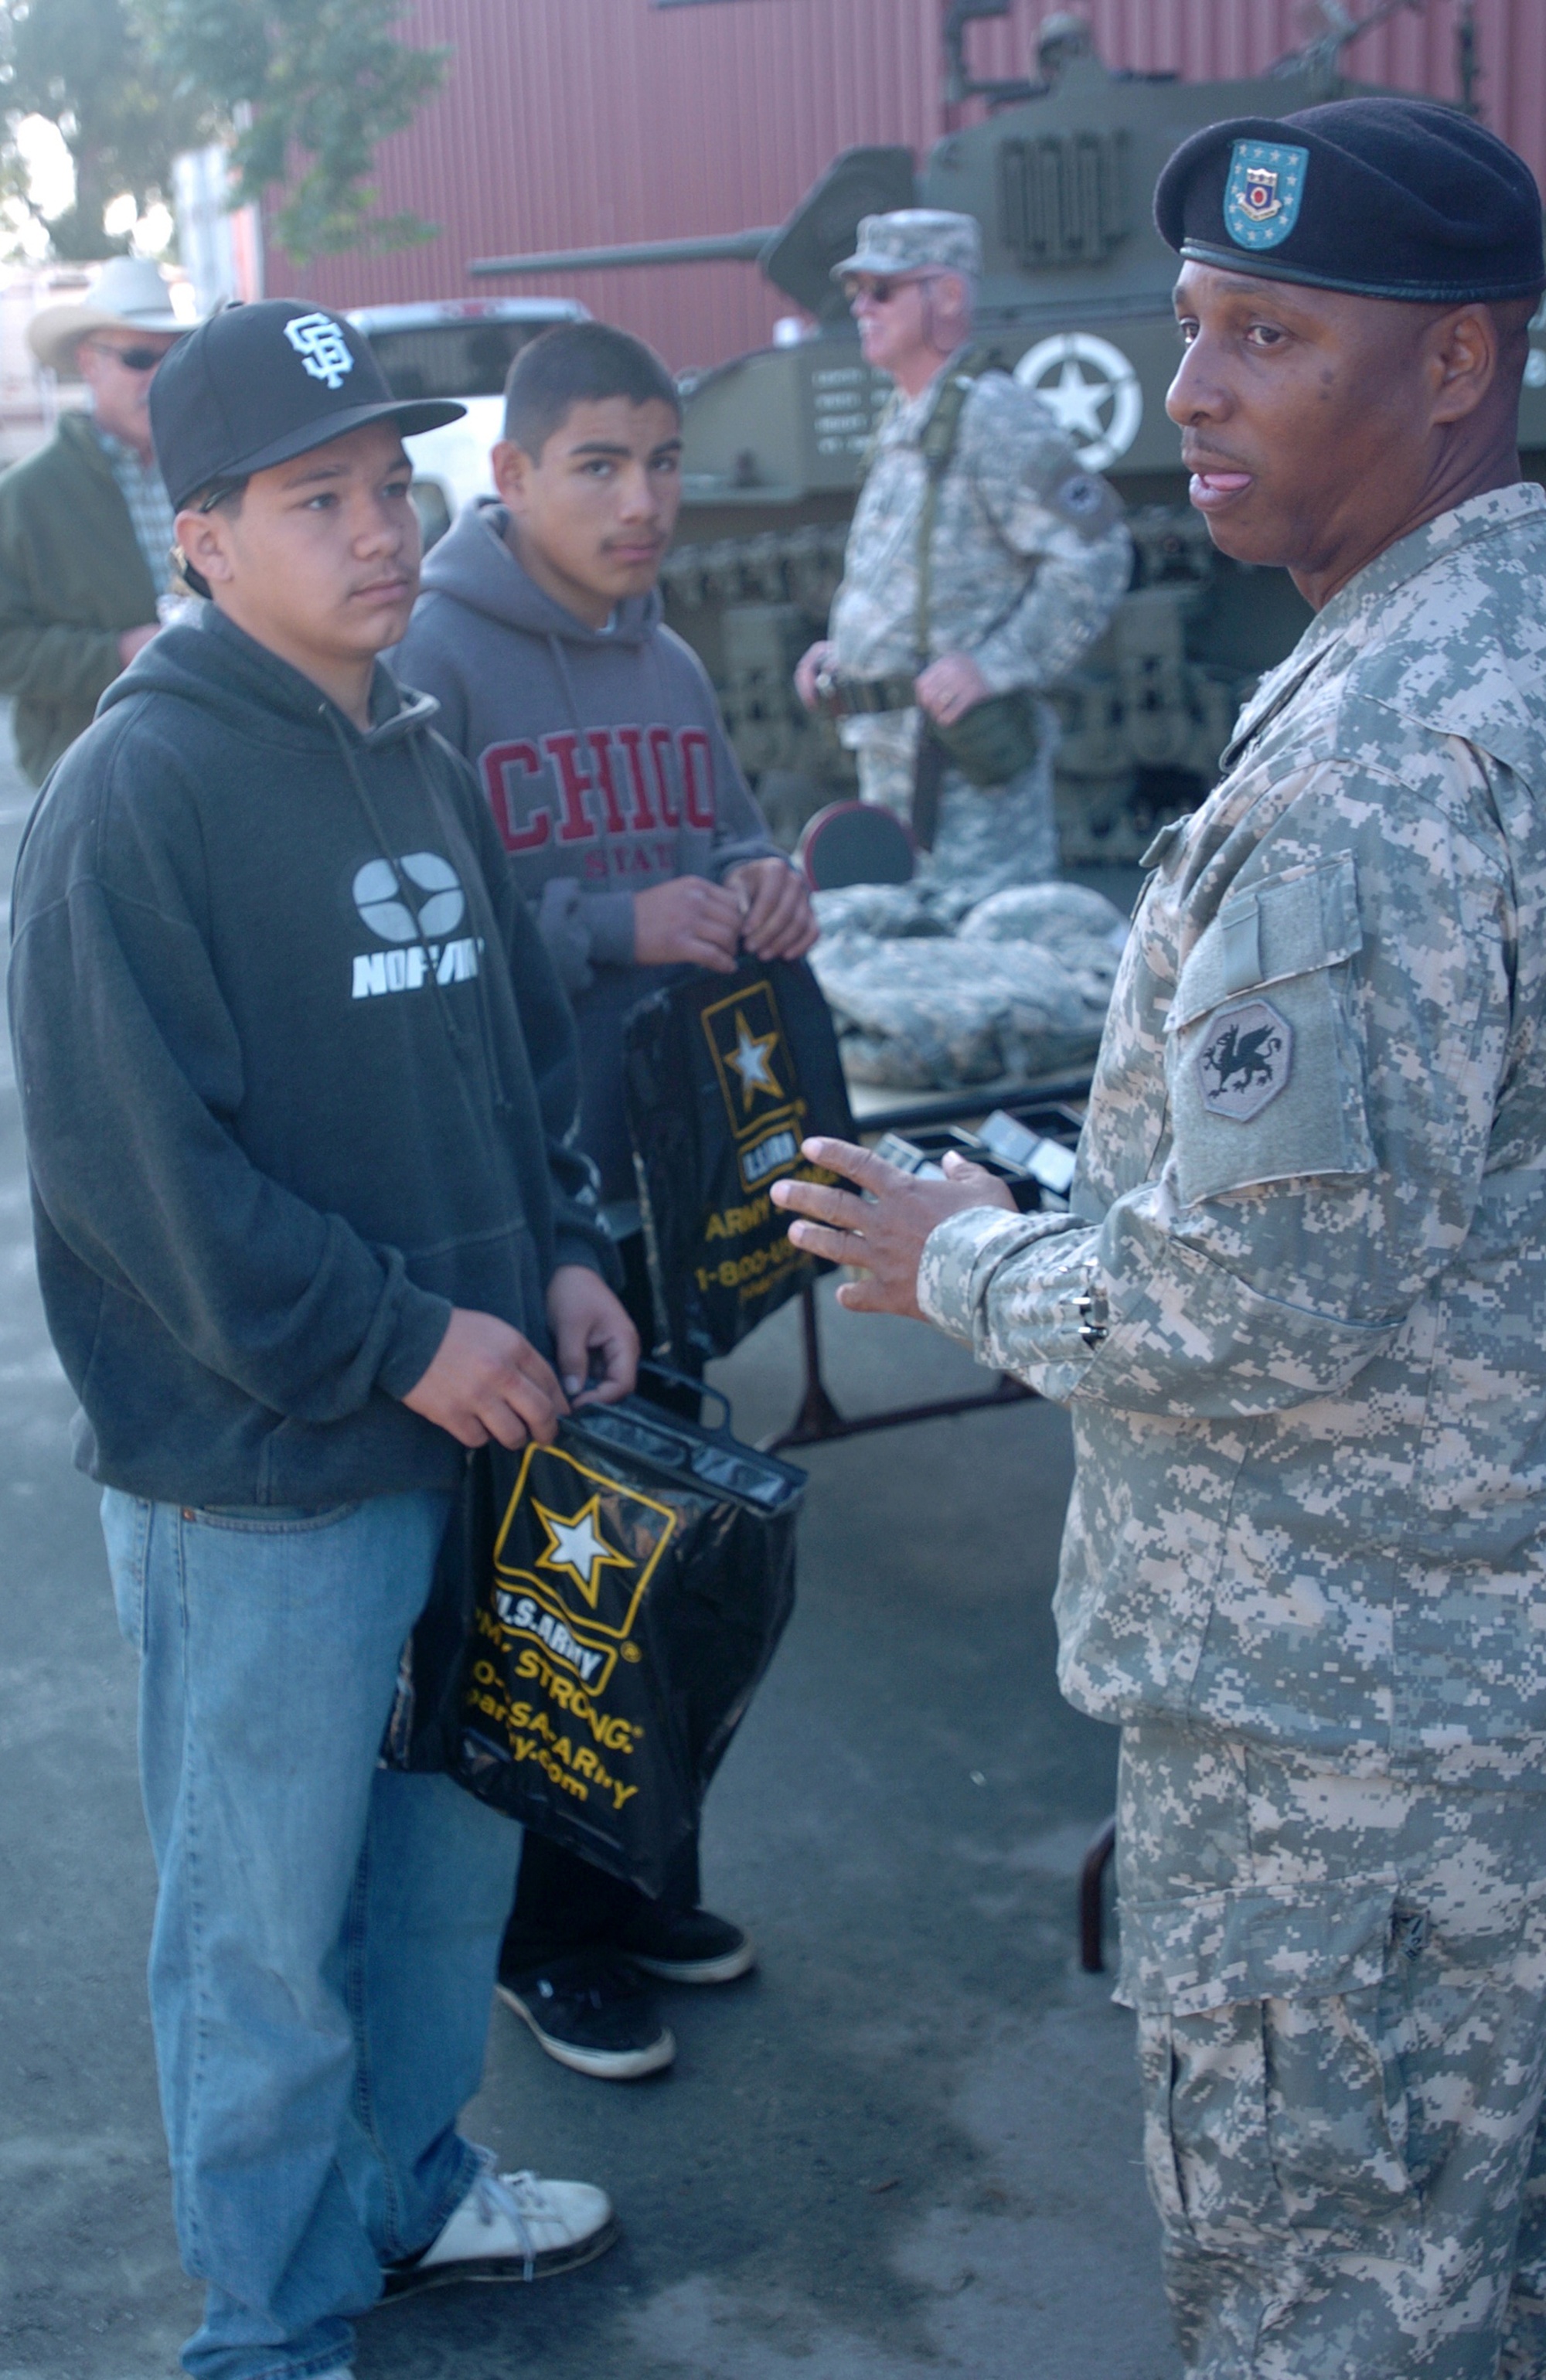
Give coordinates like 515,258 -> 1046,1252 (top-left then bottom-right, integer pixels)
284,312 -> 355,392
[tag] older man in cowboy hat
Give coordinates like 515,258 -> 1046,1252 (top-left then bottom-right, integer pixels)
0,256 -> 189,782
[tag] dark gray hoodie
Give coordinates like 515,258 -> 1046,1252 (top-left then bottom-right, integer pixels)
9,605 -> 609,1507
393,502 -> 781,1200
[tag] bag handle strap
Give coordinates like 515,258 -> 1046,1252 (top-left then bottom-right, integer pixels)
636,1356 -> 736,1445
912,344 -> 1004,672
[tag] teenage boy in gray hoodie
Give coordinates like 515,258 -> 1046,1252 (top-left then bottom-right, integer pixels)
395,321 -> 817,2085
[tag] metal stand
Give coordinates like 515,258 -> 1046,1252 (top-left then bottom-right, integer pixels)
1079,1814 -> 1118,1973
770,1282 -> 1034,1451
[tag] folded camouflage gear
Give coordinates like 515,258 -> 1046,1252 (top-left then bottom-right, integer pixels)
809,880 -> 1126,1088
809,883 -> 954,938
959,883 -> 1131,1011
958,881 -> 1131,957
812,877 -> 1129,943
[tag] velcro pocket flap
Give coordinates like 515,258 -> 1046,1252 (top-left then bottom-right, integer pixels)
1165,856 -> 1374,1204
1118,1879 -> 1399,2016
1167,856 -> 1362,1033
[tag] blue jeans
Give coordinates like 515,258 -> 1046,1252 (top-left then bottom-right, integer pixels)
101,1488 -> 522,2380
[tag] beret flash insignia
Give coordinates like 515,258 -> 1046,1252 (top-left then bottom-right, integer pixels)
1224,141 -> 1309,251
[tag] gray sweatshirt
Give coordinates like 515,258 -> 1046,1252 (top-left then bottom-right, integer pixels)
393,502 -> 781,1200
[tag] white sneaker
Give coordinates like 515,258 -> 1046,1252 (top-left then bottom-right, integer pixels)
379,2147 -> 618,2299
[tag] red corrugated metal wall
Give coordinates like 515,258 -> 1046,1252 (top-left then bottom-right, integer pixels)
277,1 -> 1546,372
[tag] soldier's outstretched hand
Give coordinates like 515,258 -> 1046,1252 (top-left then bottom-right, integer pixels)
772,1137 -> 1014,1318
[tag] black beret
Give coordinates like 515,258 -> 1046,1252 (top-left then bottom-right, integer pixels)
1154,96 -> 1544,304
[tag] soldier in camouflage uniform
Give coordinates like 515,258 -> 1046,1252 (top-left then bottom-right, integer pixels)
793,210 -> 1130,895
776,99 -> 1546,2378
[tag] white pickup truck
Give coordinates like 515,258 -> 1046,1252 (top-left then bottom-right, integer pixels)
346,296 -> 588,546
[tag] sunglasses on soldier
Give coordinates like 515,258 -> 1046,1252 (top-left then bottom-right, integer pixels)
841,272 -> 944,307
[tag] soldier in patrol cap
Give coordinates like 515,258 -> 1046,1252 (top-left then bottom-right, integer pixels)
775,97 -> 1546,2376
794,207 -> 1129,894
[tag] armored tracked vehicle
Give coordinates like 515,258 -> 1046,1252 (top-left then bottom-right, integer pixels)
470,11 -> 1546,864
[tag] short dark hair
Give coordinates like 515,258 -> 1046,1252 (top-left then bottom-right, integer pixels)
502,322 -> 680,458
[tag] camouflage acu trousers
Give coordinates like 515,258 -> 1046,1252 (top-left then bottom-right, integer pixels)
1116,1721 -> 1546,2379
850,703 -> 1061,896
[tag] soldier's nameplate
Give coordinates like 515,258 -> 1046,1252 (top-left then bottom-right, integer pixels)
1196,999 -> 1292,1122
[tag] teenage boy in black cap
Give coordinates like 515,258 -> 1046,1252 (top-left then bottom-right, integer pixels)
8,301 -> 638,2380
774,97 -> 1546,2375
395,321 -> 816,2085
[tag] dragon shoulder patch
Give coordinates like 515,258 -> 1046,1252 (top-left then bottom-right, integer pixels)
1196,998 -> 1292,1122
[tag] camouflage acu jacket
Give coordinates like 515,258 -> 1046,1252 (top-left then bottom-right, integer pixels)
826,356 -> 1130,748
918,482 -> 1546,1774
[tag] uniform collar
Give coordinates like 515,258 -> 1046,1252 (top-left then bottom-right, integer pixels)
1306,479 -> 1545,645
1221,481 -> 1546,771
886,342 -> 975,437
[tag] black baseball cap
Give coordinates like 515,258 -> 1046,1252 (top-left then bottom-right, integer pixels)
150,299 -> 465,511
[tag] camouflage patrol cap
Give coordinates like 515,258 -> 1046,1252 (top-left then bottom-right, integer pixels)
833,210 -> 982,284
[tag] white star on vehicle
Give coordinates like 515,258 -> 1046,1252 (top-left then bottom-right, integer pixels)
1037,357 -> 1114,445
726,1011 -> 782,1108
533,1495 -> 632,1607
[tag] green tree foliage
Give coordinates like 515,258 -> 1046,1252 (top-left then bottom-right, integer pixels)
0,0 -> 447,266
144,0 -> 448,262
0,0 -> 214,257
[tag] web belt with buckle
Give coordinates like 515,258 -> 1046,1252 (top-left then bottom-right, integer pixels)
812,668 -> 918,719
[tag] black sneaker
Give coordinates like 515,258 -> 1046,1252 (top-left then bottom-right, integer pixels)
495,1952 -> 676,2080
615,1905 -> 757,1985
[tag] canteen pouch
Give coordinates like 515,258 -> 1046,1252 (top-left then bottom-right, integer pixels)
384,1384 -> 805,1896
930,688 -> 1043,788
623,955 -> 856,1366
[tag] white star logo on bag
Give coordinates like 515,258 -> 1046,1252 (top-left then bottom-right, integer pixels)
724,1012 -> 783,1108
532,1493 -> 633,1609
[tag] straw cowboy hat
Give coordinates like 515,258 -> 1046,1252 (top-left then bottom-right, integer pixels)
28,257 -> 188,376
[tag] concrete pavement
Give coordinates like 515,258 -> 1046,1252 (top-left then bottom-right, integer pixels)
0,710 -> 1179,2380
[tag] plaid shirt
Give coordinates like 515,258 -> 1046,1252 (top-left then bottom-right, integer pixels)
95,424 -> 175,598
